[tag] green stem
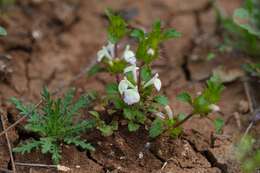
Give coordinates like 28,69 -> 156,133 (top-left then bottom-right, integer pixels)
172,113 -> 193,129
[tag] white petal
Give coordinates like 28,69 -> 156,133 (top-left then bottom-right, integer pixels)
144,73 -> 159,88
123,45 -> 136,64
123,89 -> 140,105
118,79 -> 129,95
97,49 -> 105,62
124,65 -> 139,82
147,48 -> 155,56
164,105 -> 173,119
209,104 -> 220,112
107,41 -> 115,58
154,78 -> 161,91
154,112 -> 165,119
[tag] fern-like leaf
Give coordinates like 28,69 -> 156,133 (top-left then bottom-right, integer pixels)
13,140 -> 41,154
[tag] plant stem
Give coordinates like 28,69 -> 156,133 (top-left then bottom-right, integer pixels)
138,62 -> 145,89
114,42 -> 120,84
172,113 -> 194,129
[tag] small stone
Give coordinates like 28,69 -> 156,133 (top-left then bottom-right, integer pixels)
238,100 -> 249,114
138,152 -> 144,159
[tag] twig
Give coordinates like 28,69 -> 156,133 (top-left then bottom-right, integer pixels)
0,111 -> 17,173
242,80 -> 255,138
0,100 -> 42,138
15,162 -> 57,168
0,58 -> 96,138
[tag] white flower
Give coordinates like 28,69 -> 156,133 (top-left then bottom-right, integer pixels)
147,48 -> 155,56
123,45 -> 136,64
118,78 -> 140,105
143,73 -> 161,91
97,41 -> 115,62
154,111 -> 165,119
118,79 -> 129,95
209,104 -> 220,112
164,105 -> 173,119
123,88 -> 140,105
124,65 -> 139,82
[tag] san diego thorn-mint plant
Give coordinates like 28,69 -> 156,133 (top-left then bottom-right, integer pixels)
11,88 -> 96,164
89,10 -> 224,138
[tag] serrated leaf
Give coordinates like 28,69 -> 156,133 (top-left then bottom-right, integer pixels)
64,136 -> 95,151
13,140 -> 41,154
169,127 -> 182,138
213,118 -> 224,134
154,95 -> 169,106
149,118 -> 164,138
131,28 -> 145,41
128,121 -> 140,132
106,9 -> 128,43
105,83 -> 118,95
176,92 -> 192,104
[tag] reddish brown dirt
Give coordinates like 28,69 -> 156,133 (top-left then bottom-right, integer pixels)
0,0 -> 254,173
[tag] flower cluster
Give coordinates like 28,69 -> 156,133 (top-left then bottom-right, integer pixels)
88,10 -> 224,137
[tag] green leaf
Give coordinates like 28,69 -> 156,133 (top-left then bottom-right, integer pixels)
169,127 -> 182,138
64,136 -> 95,151
154,95 -> 169,106
177,112 -> 186,121
98,125 -> 114,136
193,95 -> 211,114
105,83 -> 118,95
162,29 -> 181,40
89,111 -> 100,119
207,52 -> 215,61
140,65 -> 152,82
149,118 -> 164,138
106,9 -> 128,43
123,108 -> 134,120
0,26 -> 7,36
128,121 -> 140,132
131,28 -> 145,41
176,92 -> 192,104
13,140 -> 41,154
88,64 -> 105,76
213,118 -> 224,134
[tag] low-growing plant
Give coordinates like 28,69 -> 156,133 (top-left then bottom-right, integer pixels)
219,0 -> 260,56
89,9 -> 225,138
236,135 -> 260,173
242,63 -> 260,77
11,88 -> 96,164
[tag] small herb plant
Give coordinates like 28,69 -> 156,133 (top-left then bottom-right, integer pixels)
242,63 -> 260,77
236,135 -> 260,173
220,0 -> 260,56
11,88 -> 96,164
89,10 -> 224,138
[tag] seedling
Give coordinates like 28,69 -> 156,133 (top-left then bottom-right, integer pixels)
89,10 -> 224,138
219,0 -> 260,56
11,88 -> 96,164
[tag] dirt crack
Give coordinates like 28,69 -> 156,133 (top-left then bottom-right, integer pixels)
184,138 -> 228,173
